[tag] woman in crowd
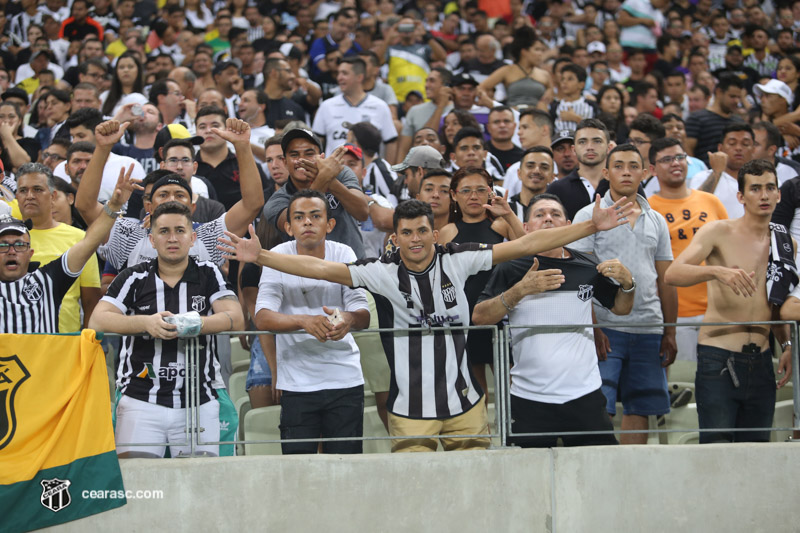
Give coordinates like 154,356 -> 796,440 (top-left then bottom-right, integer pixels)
438,167 -> 525,398
0,101 -> 39,172
185,0 -> 215,32
101,51 -> 145,117
51,179 -> 87,230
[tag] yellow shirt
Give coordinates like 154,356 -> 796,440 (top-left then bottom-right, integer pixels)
29,223 -> 101,332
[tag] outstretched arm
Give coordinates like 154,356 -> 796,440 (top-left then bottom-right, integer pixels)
217,224 -> 354,286
67,164 -> 142,274
218,118 -> 266,237
491,195 -> 633,265
75,120 -> 130,225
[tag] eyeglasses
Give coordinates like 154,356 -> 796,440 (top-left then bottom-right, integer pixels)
165,157 -> 193,166
628,138 -> 651,146
656,153 -> 688,165
43,151 -> 66,161
169,91 -> 183,97
0,241 -> 30,254
457,187 -> 490,196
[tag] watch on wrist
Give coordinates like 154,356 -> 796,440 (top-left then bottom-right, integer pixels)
781,340 -> 792,351
103,203 -> 124,218
620,277 -> 636,293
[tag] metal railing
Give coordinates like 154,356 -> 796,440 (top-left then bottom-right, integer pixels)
107,319 -> 800,455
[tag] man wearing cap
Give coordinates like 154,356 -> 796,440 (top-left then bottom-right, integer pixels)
587,41 -> 606,62
753,80 -> 794,144
551,129 -> 579,181
0,164 -> 138,334
390,145 -> 448,203
312,57 -> 398,164
263,58 -> 307,129
264,128 -> 369,258
345,121 -> 398,203
16,49 -> 62,95
212,61 -> 244,120
423,72 -> 497,141
77,119 -> 263,271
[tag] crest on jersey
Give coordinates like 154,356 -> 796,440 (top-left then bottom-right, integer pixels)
22,280 -> 42,301
577,284 -> 594,302
40,478 -> 71,512
191,295 -> 206,312
441,282 -> 456,304
0,355 -> 30,450
326,193 -> 340,211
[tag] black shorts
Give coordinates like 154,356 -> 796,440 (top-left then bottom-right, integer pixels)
509,388 -> 618,448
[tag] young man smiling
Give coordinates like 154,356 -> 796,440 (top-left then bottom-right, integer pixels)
219,194 -> 633,452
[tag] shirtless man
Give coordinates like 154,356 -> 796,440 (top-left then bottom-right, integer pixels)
665,159 -> 795,444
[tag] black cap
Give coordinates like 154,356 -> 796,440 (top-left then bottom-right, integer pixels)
150,176 -> 192,198
0,215 -> 29,236
2,87 -> 29,104
212,60 -> 239,76
551,130 -> 575,148
450,73 -> 479,87
343,121 -> 381,156
281,128 -> 322,154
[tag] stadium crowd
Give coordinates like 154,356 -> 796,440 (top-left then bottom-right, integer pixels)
0,0 -> 800,456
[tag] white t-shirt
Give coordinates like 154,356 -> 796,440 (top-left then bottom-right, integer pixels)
54,153 -> 145,203
250,124 -> 276,163
255,240 -> 369,392
503,160 -> 559,197
689,169 -> 742,219
312,93 -> 397,153
360,193 -> 393,259
15,62 -> 64,84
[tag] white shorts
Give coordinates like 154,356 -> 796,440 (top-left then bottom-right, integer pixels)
115,395 -> 220,457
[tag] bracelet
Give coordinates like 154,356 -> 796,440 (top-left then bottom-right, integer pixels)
500,292 -> 514,312
103,203 -> 124,218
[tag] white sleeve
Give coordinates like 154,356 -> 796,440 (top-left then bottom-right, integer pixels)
255,267 -> 285,315
378,101 -> 398,142
569,206 -> 596,253
311,102 -> 329,137
347,261 -> 386,292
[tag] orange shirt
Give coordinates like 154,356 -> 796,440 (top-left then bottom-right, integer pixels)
649,190 -> 728,317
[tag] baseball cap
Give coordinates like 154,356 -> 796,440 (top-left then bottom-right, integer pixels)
450,73 -> 479,87
726,40 -> 743,53
342,143 -> 363,160
2,87 -> 29,105
391,145 -> 447,172
587,41 -> 606,54
279,43 -> 303,62
154,124 -> 204,161
551,130 -> 575,148
212,60 -> 239,76
150,176 -> 192,198
755,79 -> 794,107
343,121 -> 381,155
0,215 -> 29,237
31,49 -> 52,61
281,127 -> 323,154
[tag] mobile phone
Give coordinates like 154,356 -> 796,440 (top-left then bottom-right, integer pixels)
398,23 -> 415,33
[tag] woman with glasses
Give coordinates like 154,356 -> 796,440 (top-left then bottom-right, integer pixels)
438,167 -> 525,400
0,101 -> 39,173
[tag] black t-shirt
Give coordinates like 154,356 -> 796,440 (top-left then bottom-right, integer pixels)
488,144 -> 524,172
265,97 -> 306,128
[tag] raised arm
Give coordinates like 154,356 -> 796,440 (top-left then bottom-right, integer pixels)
75,120 -> 130,225
216,118 -> 266,237
491,195 -> 633,265
67,163 -> 142,275
217,224 -> 354,286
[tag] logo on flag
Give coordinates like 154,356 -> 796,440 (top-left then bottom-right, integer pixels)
40,478 -> 72,512
0,355 -> 30,450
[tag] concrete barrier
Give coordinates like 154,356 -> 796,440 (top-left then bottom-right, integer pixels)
43,444 -> 800,533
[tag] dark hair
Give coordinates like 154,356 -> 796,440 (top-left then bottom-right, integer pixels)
737,159 -> 777,193
689,83 -> 711,98
142,169 -> 178,192
575,118 -> 610,143
606,143 -> 644,168
519,108 -> 554,134
527,192 -> 567,221
67,141 -> 95,160
393,199 -> 434,232
752,121 -> 783,151
333,7 -> 357,21
196,105 -> 228,123
0,101 -> 23,136
453,127 -> 485,149
78,58 -> 106,76
716,72 -> 746,93
148,78 -> 176,106
430,66 -> 452,87
161,139 -> 196,163
660,113 -> 684,125
488,105 -> 514,120
596,85 -> 625,122
665,69 -> 686,82
47,89 -> 71,104
287,189 -> 332,219
151,200 -> 193,225
340,56 -> 366,76
590,60 -> 608,72
632,81 -> 659,106
152,19 -> 170,39
418,168 -> 453,189
265,134 -> 283,150
560,63 -> 587,84
103,51 -> 144,116
721,122 -> 754,144
65,108 -> 104,133
449,167 -> 492,223
629,113 -> 665,141
656,35 -> 676,54
357,50 -> 380,67
509,25 -> 538,63
49,137 -> 71,151
522,145 -> 554,160
648,137 -> 682,164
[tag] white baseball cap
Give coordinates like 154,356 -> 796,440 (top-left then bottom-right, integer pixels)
754,79 -> 793,108
587,41 -> 607,55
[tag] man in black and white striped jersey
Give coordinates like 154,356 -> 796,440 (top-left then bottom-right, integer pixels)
473,194 -> 634,447
89,201 -> 244,459
218,195 -> 633,452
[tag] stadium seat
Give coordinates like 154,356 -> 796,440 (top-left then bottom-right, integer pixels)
664,404 -> 698,445
229,336 -> 251,368
243,406 -> 282,455
771,400 -> 795,442
777,382 -> 794,402
228,371 -> 248,410
362,406 -> 391,454
667,360 -> 696,384
231,359 -> 250,374
235,396 -> 252,455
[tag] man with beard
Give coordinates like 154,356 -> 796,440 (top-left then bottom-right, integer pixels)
548,120 -> 611,221
64,142 -> 94,188
237,89 -> 274,164
551,130 -> 578,181
509,147 -> 556,221
263,58 -> 306,128
112,103 -> 162,174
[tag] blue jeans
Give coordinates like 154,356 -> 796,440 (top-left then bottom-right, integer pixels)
245,336 -> 272,391
695,345 -> 776,443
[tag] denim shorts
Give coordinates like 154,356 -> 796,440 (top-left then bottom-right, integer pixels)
245,336 -> 272,391
695,344 -> 776,443
599,328 -> 670,416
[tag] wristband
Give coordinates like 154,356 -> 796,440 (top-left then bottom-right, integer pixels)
500,292 -> 513,312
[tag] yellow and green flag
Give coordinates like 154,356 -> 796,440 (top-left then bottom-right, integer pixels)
0,330 -> 126,533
